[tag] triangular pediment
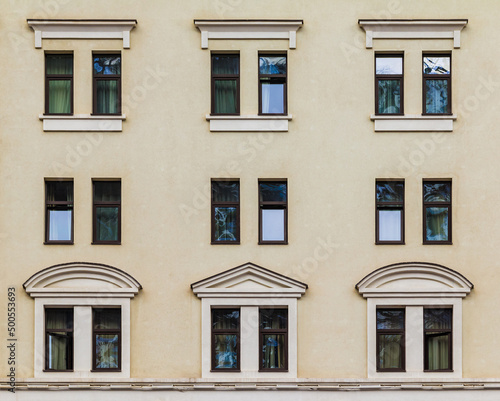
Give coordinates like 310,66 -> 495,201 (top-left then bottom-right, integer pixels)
191,262 -> 307,298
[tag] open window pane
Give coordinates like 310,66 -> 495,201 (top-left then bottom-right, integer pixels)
46,308 -> 73,371
261,82 -> 285,114
425,207 -> 449,241
377,80 -> 401,114
378,209 -> 402,241
262,209 -> 285,241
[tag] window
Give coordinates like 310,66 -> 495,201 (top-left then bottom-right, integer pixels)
45,180 -> 73,244
259,54 -> 287,115
423,180 -> 451,244
375,54 -> 403,115
423,54 -> 451,114
376,180 -> 404,244
93,54 -> 121,115
260,308 -> 288,371
45,54 -> 73,115
376,309 -> 405,372
45,308 -> 73,371
259,180 -> 287,244
211,54 -> 239,115
211,180 -> 240,244
211,308 -> 240,371
424,308 -> 452,371
93,180 -> 121,244
93,308 -> 121,371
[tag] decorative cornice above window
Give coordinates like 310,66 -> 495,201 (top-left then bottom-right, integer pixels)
27,19 -> 137,49
358,19 -> 468,49
193,19 -> 303,49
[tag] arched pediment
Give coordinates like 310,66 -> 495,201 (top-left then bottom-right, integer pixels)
23,262 -> 142,298
356,262 -> 473,298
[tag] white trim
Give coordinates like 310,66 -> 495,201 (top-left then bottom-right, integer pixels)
39,114 -> 126,132
194,20 -> 303,49
370,114 -> 456,132
27,19 -> 137,49
358,20 -> 468,49
206,115 -> 292,132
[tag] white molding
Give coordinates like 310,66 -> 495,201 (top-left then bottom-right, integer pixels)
370,114 -> 456,132
39,114 -> 126,132
358,19 -> 468,49
206,115 -> 292,132
194,20 -> 303,49
27,19 -> 137,49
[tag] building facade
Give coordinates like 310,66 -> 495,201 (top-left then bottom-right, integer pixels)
1,0 -> 500,400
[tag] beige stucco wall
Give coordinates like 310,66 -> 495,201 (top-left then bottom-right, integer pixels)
1,0 -> 499,382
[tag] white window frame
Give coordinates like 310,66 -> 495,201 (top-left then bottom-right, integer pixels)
356,262 -> 472,379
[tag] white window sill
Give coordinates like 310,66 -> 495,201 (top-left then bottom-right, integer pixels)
370,114 -> 457,132
206,114 -> 292,132
39,114 -> 126,132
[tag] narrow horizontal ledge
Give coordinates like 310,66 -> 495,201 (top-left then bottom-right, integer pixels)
206,114 -> 292,132
370,114 -> 457,132
39,114 -> 126,132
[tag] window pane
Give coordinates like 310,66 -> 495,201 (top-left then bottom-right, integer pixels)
214,334 -> 238,369
94,56 -> 121,75
48,209 -> 72,241
47,332 -> 72,370
378,334 -> 403,369
376,182 -> 403,202
425,309 -> 452,330
259,56 -> 286,74
425,207 -> 449,241
94,309 -> 121,330
46,309 -> 73,330
261,82 -> 284,114
212,55 -> 239,75
46,54 -> 73,75
424,182 -> 451,202
260,182 -> 287,202
214,207 -> 238,242
212,309 -> 239,329
95,334 -> 119,369
262,209 -> 285,241
96,80 -> 119,114
260,309 -> 287,329
214,80 -> 237,114
378,80 -> 401,114
376,57 -> 402,75
262,334 -> 285,369
425,80 -> 449,114
212,181 -> 239,202
46,181 -> 73,202
423,57 -> 450,74
377,310 -> 404,330
48,80 -> 71,114
378,209 -> 402,241
426,333 -> 450,370
96,206 -> 119,242
94,181 -> 121,202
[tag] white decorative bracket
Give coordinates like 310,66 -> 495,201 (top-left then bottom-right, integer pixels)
194,19 -> 303,49
27,19 -> 137,49
358,19 -> 468,49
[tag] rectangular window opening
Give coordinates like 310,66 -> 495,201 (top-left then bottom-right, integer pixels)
45,180 -> 74,244
259,54 -> 287,115
211,54 -> 240,115
259,308 -> 288,371
376,180 -> 404,244
423,54 -> 451,115
211,180 -> 240,244
211,308 -> 240,371
424,308 -> 453,371
423,180 -> 452,244
259,180 -> 287,244
45,308 -> 74,371
93,54 -> 121,115
45,53 -> 73,115
93,180 -> 121,244
375,54 -> 403,115
376,308 -> 405,372
92,308 -> 121,371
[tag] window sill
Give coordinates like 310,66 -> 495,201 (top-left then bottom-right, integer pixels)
206,114 -> 292,132
370,114 -> 457,132
39,114 -> 126,132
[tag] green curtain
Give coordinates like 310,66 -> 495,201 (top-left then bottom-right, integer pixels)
96,80 -> 119,114
427,334 -> 450,370
47,55 -> 72,114
46,309 -> 72,370
214,80 -> 237,114
378,334 -> 402,369
378,80 -> 400,114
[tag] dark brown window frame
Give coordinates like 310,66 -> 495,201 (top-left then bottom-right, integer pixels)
44,179 -> 74,245
259,308 -> 288,372
422,53 -> 452,115
375,179 -> 405,245
259,179 -> 288,245
258,53 -> 287,116
422,179 -> 452,245
423,307 -> 453,372
45,53 -> 74,115
92,179 -> 121,245
211,179 -> 240,245
92,52 -> 122,115
376,308 -> 406,372
44,307 -> 74,372
211,307 -> 241,372
211,53 -> 240,115
375,53 -> 404,115
91,307 -> 122,372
